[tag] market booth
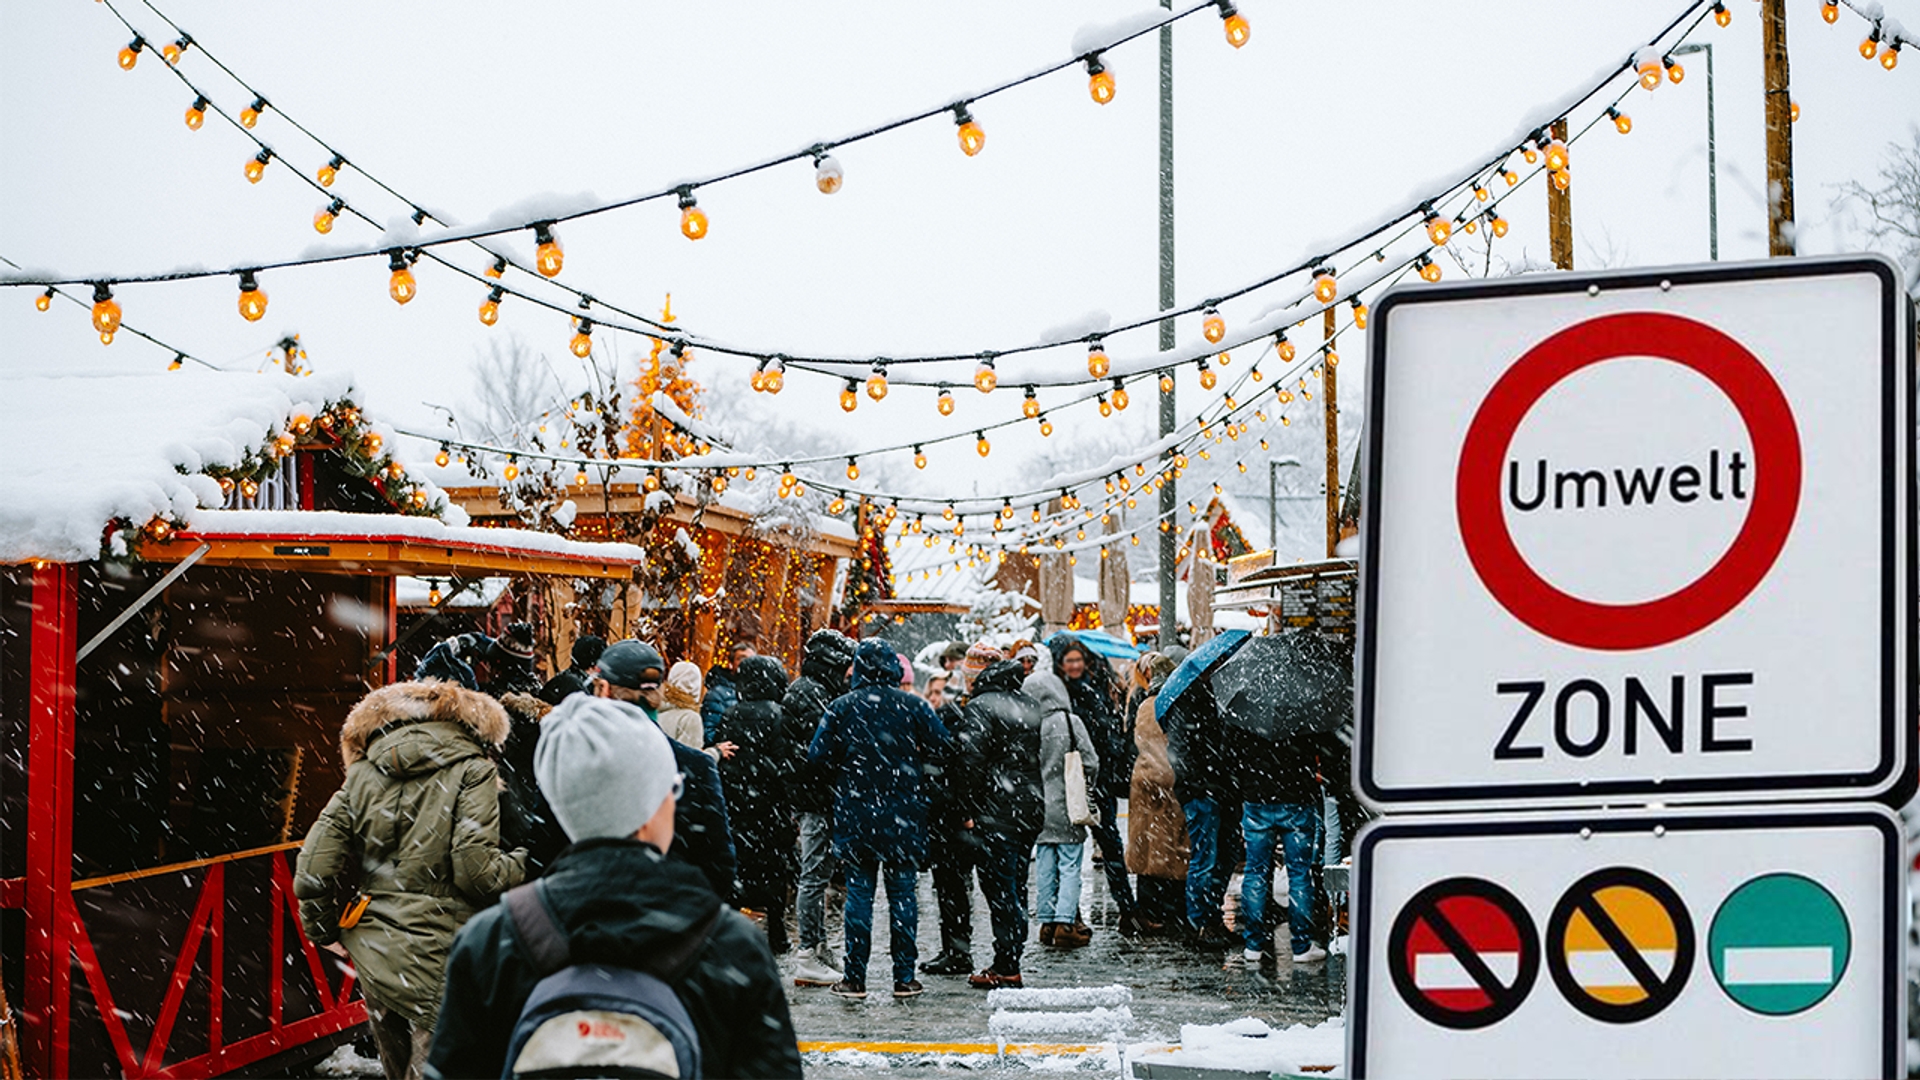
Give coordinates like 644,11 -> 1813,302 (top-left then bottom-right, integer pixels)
0,370 -> 644,1079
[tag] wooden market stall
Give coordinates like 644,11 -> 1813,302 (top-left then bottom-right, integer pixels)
0,370 -> 646,1079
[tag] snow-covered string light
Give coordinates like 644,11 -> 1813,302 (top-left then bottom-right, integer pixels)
1825,0 -> 1913,70
35,0 -> 1714,395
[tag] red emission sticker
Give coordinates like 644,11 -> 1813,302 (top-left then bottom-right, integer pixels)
1388,877 -> 1541,1030
1455,312 -> 1802,651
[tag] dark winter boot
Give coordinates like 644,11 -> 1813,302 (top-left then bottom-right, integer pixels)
1038,922 -> 1058,946
922,948 -> 973,976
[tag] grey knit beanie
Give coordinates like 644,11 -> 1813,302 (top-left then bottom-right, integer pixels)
534,694 -> 679,842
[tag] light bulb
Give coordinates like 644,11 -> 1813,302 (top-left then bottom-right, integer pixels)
1823,0 -> 1840,23
1099,395 -> 1112,417
751,366 -> 766,392
1088,57 -> 1115,104
1524,146 -> 1540,164
1503,169 -> 1519,186
1419,258 -> 1443,283
1112,381 -> 1129,410
318,155 -> 342,187
118,39 -> 142,70
829,497 -> 847,515
1199,363 -> 1217,390
846,459 -> 860,481
436,448 -> 451,467
1160,374 -> 1174,394
815,154 -> 844,194
1351,298 -> 1369,329
1490,214 -> 1509,238
1032,506 -> 1044,522
91,285 -> 121,335
1039,417 -> 1053,437
1544,139 -> 1570,172
1203,309 -> 1226,343
1882,43 -> 1900,69
914,447 -> 928,470
1022,388 -> 1041,418
1276,334 -> 1296,362
240,98 -> 266,128
976,434 -> 993,457
35,288 -> 52,312
1790,100 -> 1801,122
1313,269 -> 1338,303
1474,185 -> 1490,203
163,37 -> 187,64
679,191 -> 708,240
237,272 -> 268,322
1221,5 -> 1250,47
569,324 -> 595,356
245,151 -> 270,184
1425,214 -> 1452,246
973,360 -> 997,393
503,460 -> 519,482
711,474 -> 728,493
1325,350 -> 1339,368
479,287 -> 504,326
388,251 -> 417,305
484,257 -> 506,280
1088,344 -> 1111,378
866,368 -> 889,401
314,199 -> 342,234
1552,168 -> 1571,192
954,105 -> 985,156
1666,59 -> 1686,84
1714,3 -> 1730,27
574,467 -> 589,486
1638,58 -> 1663,89
938,388 -> 956,415
534,224 -> 563,277
1610,108 -> 1632,134
840,379 -> 859,412
185,96 -> 207,130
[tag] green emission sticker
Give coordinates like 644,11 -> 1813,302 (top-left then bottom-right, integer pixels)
1708,873 -> 1851,1016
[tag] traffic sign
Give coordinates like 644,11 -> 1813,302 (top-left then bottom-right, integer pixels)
1355,256 -> 1916,810
1347,805 -> 1903,1079
1709,873 -> 1851,1016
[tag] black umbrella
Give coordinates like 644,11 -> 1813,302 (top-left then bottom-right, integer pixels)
1211,631 -> 1353,739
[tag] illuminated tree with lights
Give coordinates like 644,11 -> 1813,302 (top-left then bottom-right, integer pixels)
627,296 -> 707,461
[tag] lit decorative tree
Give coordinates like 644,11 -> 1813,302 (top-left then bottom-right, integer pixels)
627,295 -> 706,461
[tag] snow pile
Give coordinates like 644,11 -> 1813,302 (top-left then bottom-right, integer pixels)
1130,1016 -> 1345,1076
989,1006 -> 1132,1039
0,368 -> 372,563
311,1042 -> 384,1077
181,509 -> 649,564
988,986 -> 1132,1010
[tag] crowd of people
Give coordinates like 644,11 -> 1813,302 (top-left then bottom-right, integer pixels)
291,622 -> 1351,1080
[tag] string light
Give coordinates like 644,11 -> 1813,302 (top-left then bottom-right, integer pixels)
1022,386 -> 1041,418
973,358 -> 998,393
763,358 -> 785,394
866,364 -> 890,401
1638,54 -> 1664,89
534,223 -> 564,277
840,378 -> 860,412
1882,38 -> 1901,69
1275,331 -> 1296,363
1088,341 -> 1110,378
954,104 -> 985,157
244,150 -> 271,184
163,35 -> 190,64
484,256 -> 506,280
1312,267 -> 1338,303
35,288 -> 52,312
1039,415 -> 1053,437
1713,2 -> 1730,28
237,271 -> 267,322
1198,357 -> 1216,390
914,445 -> 928,470
678,189 -> 709,240
387,250 -> 417,305
814,153 -> 844,194
1423,208 -> 1451,246
576,466 -> 589,486
846,458 -> 861,481
1086,55 -> 1115,104
1791,100 -> 1802,122
1111,379 -> 1129,410
436,444 -> 452,467
118,37 -> 143,70
314,198 -> 343,234
1823,0 -> 1840,24
1202,307 -> 1226,343
1545,137 -> 1570,172
91,283 -> 121,343
318,154 -> 343,188
1503,167 -> 1520,186
1490,212 -> 1509,238
570,319 -> 594,357
1160,373 -> 1174,394
938,386 -> 956,415
503,456 -> 520,482
1350,297 -> 1369,330
1218,0 -> 1250,47
1609,107 -> 1632,134
184,95 -> 207,130
1552,167 -> 1572,192
477,286 -> 505,325
1097,393 -> 1112,417
976,432 -> 991,457
239,97 -> 267,129
1418,255 -> 1443,283
1665,55 -> 1686,83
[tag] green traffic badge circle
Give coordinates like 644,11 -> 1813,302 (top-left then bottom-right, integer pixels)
1708,873 -> 1851,1016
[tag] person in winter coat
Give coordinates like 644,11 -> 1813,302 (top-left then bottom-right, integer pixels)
808,638 -> 949,999
660,660 -> 732,760
1227,686 -> 1328,966
593,640 -> 739,903
495,692 -> 571,873
294,681 -> 528,1080
1049,634 -> 1139,933
782,627 -> 857,986
1163,663 -> 1239,945
955,658 -> 1044,987
922,643 -> 1002,977
426,694 -> 802,1080
1127,653 -> 1189,934
1026,655 -> 1101,949
536,633 -> 604,705
701,662 -> 738,744
714,654 -> 801,952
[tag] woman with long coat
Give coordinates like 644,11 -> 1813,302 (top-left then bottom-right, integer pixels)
294,681 -> 527,1080
1127,652 -> 1190,933
712,654 -> 802,952
1025,656 -> 1100,948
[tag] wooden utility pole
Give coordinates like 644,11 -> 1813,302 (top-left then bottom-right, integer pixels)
1548,117 -> 1574,270
1761,0 -> 1796,254
1155,0 -> 1179,648
1323,307 -> 1339,557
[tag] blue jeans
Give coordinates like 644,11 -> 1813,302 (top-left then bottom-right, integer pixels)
1241,802 -> 1319,956
1033,842 -> 1084,922
841,852 -> 918,986
1183,797 -> 1231,930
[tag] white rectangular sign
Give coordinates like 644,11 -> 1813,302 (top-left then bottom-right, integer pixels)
1356,256 -> 1914,809
1347,805 -> 1904,1079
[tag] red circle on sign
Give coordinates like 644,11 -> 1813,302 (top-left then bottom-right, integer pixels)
1456,312 -> 1802,651
1388,877 -> 1540,1029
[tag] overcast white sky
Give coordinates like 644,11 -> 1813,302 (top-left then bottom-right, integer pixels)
2,0 -> 1914,551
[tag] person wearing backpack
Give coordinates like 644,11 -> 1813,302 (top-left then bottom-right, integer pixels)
426,693 -> 802,1080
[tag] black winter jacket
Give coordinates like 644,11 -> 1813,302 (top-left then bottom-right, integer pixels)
957,660 -> 1045,836
667,732 -> 738,904
714,656 -> 800,904
1164,675 -> 1235,804
426,839 -> 801,1080
1226,723 -> 1322,806
782,631 -> 855,815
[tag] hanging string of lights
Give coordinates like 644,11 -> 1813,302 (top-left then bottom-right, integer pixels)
20,0 -> 1720,396
2,253 -> 226,370
1832,0 -> 1913,68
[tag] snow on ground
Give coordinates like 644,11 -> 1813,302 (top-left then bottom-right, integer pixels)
1130,1016 -> 1346,1077
310,1043 -> 382,1077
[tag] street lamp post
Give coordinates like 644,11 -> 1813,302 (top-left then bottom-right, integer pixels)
1674,42 -> 1719,260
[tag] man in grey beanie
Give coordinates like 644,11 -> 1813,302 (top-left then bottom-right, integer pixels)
428,694 -> 802,1079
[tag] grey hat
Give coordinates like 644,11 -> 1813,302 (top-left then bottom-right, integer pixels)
534,694 -> 681,842
596,640 -> 666,690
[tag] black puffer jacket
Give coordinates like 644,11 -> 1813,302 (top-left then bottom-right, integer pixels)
782,629 -> 856,815
1051,635 -> 1134,799
958,659 -> 1045,836
714,656 -> 800,906
427,839 -> 802,1079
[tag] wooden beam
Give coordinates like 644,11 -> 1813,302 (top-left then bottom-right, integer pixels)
1548,117 -> 1574,270
25,562 -> 77,1079
1761,0 -> 1795,255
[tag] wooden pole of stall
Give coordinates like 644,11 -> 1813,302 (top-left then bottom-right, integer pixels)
1548,117 -> 1574,270
1760,0 -> 1796,255
1323,307 -> 1340,557
24,563 -> 78,1080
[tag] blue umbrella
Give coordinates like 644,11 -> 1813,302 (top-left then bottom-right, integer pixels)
1066,628 -> 1142,661
1154,628 -> 1250,720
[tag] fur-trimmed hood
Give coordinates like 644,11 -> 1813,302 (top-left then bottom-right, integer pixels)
341,680 -> 511,772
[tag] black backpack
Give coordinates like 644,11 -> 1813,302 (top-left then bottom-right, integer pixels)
500,879 -> 718,1079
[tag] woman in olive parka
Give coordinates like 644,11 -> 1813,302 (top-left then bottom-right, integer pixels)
294,680 -> 527,1080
